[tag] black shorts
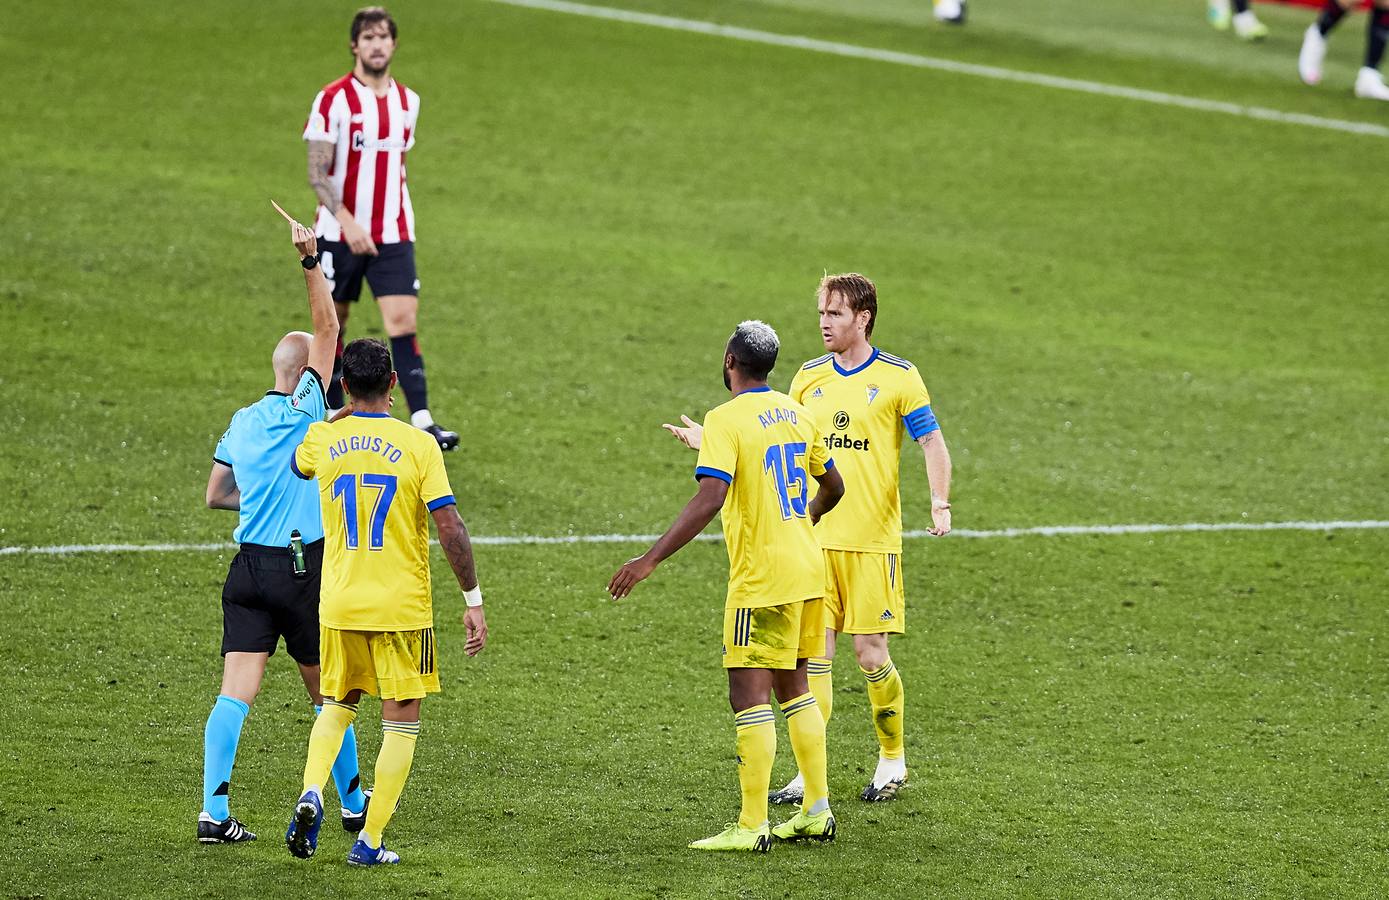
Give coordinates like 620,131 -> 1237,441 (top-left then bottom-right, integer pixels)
318,239 -> 419,303
220,540 -> 324,664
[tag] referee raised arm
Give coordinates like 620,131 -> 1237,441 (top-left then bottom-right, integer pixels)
197,219 -> 369,844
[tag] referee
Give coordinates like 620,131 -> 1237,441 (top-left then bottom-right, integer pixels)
197,218 -> 367,843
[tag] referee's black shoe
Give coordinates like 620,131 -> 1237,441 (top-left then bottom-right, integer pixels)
198,812 -> 257,844
423,423 -> 460,452
342,789 -> 372,833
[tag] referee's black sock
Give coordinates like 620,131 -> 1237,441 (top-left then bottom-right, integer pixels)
326,336 -> 345,409
1369,7 -> 1389,70
390,333 -> 430,415
1318,0 -> 1347,37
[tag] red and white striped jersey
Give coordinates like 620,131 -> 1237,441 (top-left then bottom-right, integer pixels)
303,73 -> 420,245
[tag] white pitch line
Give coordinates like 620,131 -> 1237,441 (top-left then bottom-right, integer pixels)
2,520 -> 1386,557
485,0 -> 1389,139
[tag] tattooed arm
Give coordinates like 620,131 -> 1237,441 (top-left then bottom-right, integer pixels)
431,503 -> 487,656
306,140 -> 339,213
307,139 -> 377,255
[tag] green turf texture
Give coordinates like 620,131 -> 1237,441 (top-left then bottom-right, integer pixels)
3,0 -> 1388,896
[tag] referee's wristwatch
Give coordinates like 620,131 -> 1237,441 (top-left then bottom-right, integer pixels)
301,254 -> 319,270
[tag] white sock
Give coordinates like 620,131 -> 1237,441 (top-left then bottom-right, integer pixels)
410,409 -> 435,429
781,771 -> 805,792
872,756 -> 907,789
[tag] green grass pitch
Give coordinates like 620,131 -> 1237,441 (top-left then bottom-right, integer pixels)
3,0 -> 1388,896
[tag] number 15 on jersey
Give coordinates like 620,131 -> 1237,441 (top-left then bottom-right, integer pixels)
764,441 -> 808,520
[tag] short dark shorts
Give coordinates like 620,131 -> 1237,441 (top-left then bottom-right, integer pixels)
220,540 -> 324,664
318,239 -> 419,303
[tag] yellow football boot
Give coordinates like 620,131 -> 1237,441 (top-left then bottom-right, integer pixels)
771,809 -> 837,843
688,822 -> 772,853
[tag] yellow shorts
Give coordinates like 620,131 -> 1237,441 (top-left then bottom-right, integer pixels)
319,626 -> 441,701
722,598 -> 826,670
823,550 -> 906,635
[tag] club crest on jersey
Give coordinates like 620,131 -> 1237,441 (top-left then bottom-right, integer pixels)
867,384 -> 881,405
811,388 -> 823,399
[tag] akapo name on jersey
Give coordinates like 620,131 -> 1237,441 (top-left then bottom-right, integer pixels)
824,411 -> 871,451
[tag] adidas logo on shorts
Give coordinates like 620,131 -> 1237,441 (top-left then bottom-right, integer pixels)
879,609 -> 894,621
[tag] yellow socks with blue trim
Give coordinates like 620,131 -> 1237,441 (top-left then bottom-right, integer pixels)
861,659 -> 905,760
807,657 -> 834,725
362,720 -> 420,848
303,699 -> 356,795
779,692 -> 830,815
733,705 -> 776,830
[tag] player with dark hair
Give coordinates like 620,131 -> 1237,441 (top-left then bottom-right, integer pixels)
1300,0 -> 1389,99
1207,0 -> 1269,40
303,6 -> 460,449
285,336 -> 487,867
610,321 -> 846,852
199,219 -> 367,844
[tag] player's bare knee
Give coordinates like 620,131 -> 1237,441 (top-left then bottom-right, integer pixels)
772,667 -> 810,703
853,635 -> 889,670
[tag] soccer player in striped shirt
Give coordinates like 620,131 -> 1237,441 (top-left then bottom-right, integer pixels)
610,321 -> 845,851
303,7 -> 460,450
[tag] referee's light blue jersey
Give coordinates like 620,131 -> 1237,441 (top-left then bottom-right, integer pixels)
213,369 -> 326,546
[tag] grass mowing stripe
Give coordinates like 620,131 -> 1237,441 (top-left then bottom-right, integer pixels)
4,519 -> 1386,555
484,0 -> 1389,139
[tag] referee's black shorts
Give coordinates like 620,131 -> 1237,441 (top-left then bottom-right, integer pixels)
318,239 -> 419,303
220,540 -> 323,665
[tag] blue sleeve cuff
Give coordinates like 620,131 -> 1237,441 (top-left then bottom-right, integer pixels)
290,455 -> 311,480
694,466 -> 733,485
903,405 -> 940,440
426,495 -> 457,511
823,458 -> 836,472
213,457 -> 232,468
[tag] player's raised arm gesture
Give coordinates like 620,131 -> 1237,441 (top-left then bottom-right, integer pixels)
661,414 -> 703,450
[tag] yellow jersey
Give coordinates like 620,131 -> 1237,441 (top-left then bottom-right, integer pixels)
788,348 -> 936,554
695,386 -> 834,610
292,412 -> 456,631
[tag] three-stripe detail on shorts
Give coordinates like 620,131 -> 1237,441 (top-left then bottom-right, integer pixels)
419,628 -> 435,675
888,553 -> 898,589
732,608 -> 753,647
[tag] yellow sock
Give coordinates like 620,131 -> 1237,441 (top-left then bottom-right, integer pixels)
780,692 -> 829,815
733,705 -> 775,830
807,657 -> 834,726
861,659 -> 905,760
303,700 -> 356,794
361,720 -> 420,848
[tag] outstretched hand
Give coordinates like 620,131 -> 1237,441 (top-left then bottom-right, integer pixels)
661,415 -> 703,450
607,555 -> 656,600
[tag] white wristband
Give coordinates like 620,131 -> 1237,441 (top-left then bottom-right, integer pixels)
464,586 -> 483,607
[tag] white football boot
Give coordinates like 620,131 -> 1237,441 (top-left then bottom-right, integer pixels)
1354,66 -> 1389,101
1208,0 -> 1232,31
933,0 -> 966,25
1232,10 -> 1269,41
1299,24 -> 1328,85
